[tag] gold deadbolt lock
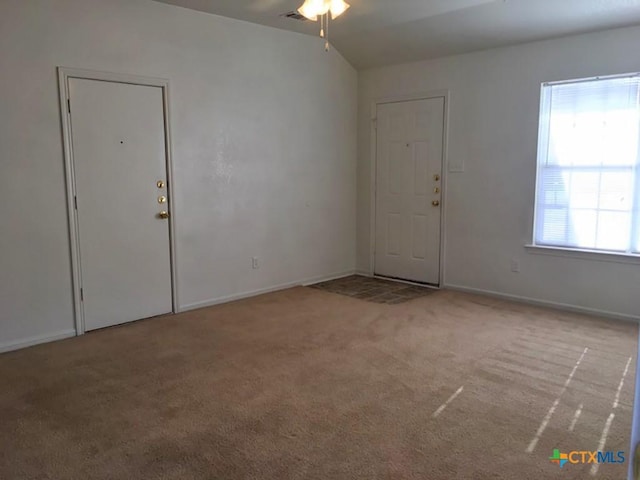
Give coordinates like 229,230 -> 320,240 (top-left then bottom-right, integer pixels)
158,195 -> 167,204
432,200 -> 440,207
433,174 -> 441,182
434,187 -> 440,194
157,180 -> 165,189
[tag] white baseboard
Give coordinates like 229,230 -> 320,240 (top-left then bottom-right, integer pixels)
0,329 -> 76,354
355,270 -> 373,277
301,270 -> 357,286
180,269 -> 356,312
445,283 -> 640,323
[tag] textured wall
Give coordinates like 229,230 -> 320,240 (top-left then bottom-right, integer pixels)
358,26 -> 640,319
0,0 -> 358,350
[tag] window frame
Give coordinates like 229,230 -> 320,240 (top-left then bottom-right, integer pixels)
530,72 -> 640,261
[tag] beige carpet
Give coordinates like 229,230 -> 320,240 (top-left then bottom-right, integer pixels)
0,288 -> 636,479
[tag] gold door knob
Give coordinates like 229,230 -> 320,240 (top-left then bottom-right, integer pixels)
432,200 -> 440,207
158,211 -> 170,219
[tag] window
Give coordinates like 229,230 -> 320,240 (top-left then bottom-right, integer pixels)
534,74 -> 640,254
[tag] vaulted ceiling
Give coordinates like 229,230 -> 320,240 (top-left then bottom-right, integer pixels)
153,0 -> 640,68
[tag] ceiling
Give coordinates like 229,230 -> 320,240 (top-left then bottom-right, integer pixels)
153,0 -> 640,69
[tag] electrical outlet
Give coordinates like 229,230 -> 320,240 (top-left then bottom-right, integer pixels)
510,258 -> 520,273
252,257 -> 259,269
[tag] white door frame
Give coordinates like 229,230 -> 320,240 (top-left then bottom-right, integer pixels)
57,67 -> 179,335
369,90 -> 450,287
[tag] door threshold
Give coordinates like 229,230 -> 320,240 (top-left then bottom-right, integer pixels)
372,274 -> 440,289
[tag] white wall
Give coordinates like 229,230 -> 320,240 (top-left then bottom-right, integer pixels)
0,0 -> 357,351
358,26 -> 640,320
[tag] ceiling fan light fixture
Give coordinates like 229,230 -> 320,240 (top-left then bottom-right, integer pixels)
297,0 -> 326,21
330,0 -> 350,19
298,0 -> 351,51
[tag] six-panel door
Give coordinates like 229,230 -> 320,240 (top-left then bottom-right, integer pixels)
374,98 -> 445,285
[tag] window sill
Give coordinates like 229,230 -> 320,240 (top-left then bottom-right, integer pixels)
525,245 -> 640,265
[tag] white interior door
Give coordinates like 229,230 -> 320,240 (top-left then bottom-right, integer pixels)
68,78 -> 172,331
374,98 -> 445,285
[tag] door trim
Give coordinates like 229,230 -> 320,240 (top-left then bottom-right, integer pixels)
369,90 -> 450,287
57,67 -> 179,335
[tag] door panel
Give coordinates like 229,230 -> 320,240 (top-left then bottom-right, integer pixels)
375,98 -> 444,285
69,78 -> 172,331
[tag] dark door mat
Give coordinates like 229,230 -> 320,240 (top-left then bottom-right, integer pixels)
309,275 -> 436,304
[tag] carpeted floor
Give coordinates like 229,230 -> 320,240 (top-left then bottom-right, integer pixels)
0,287 -> 636,479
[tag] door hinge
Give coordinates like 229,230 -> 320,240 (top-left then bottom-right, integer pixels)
80,288 -> 84,301
67,98 -> 71,114
74,195 -> 78,210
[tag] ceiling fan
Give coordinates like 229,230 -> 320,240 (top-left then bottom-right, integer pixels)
297,0 -> 351,51
247,0 -> 351,51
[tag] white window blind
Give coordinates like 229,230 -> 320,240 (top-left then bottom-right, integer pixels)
534,74 -> 640,254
